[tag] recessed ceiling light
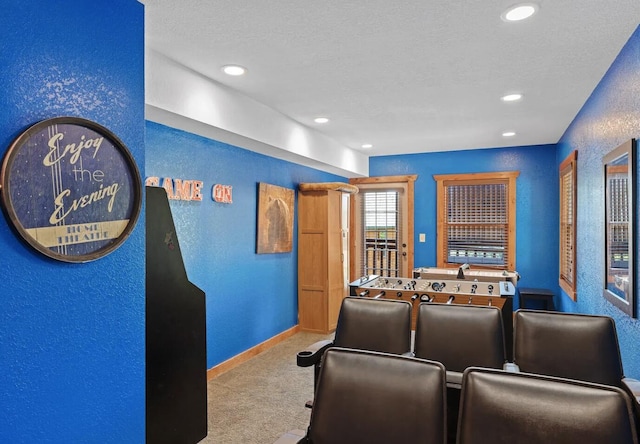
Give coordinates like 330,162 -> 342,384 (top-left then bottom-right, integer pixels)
222,65 -> 246,76
502,131 -> 516,137
361,144 -> 373,149
501,3 -> 538,22
314,117 -> 329,124
501,93 -> 523,102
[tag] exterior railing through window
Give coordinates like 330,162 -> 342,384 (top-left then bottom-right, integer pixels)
364,236 -> 398,277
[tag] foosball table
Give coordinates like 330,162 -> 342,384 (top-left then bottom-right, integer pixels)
413,266 -> 520,284
354,274 -> 517,360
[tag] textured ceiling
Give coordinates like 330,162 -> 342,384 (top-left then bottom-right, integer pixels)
143,0 -> 640,157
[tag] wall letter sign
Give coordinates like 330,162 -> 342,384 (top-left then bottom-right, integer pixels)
145,177 -> 204,202
212,184 -> 233,203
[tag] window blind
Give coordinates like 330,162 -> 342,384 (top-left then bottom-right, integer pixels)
608,175 -> 629,268
444,183 -> 508,266
560,166 -> 574,285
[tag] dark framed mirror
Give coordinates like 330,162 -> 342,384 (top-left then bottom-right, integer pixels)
603,139 -> 636,317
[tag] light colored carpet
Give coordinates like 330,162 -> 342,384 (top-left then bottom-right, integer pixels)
201,331 -> 333,444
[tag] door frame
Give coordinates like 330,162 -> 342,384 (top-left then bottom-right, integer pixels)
348,175 -> 417,279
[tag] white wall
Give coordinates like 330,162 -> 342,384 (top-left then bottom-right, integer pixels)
145,49 -> 369,178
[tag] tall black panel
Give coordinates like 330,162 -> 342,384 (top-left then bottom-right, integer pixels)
146,187 -> 207,444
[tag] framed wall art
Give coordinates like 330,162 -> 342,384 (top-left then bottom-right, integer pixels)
0,116 -> 142,263
256,182 -> 294,254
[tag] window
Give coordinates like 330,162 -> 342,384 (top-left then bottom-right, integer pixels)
434,171 -> 519,270
362,191 -> 400,277
559,151 -> 577,300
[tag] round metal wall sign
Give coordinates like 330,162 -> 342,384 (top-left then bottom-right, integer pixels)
0,117 -> 142,262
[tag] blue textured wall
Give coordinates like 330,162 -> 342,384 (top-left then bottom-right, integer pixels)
557,25 -> 640,378
370,144 -> 558,305
0,1 -> 145,442
145,122 -> 345,367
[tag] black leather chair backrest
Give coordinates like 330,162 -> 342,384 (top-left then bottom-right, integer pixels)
306,347 -> 447,444
333,297 -> 412,355
514,309 -> 624,386
457,367 -> 638,444
414,302 -> 506,372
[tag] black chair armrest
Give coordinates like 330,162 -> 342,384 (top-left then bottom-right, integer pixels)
296,340 -> 333,367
